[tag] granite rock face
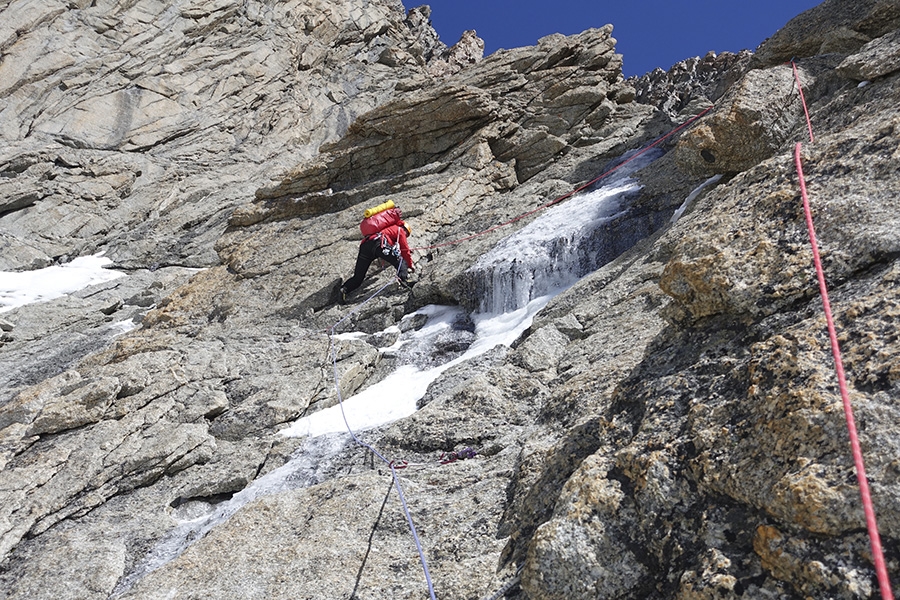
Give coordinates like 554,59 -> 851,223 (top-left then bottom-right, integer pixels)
0,0 -> 450,271
630,50 -> 752,120
837,26 -> 900,80
751,0 -> 900,67
2,1 -> 900,600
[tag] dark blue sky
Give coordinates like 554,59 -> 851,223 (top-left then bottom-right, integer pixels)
409,0 -> 822,77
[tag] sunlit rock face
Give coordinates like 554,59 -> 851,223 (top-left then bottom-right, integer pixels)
2,1 -> 900,599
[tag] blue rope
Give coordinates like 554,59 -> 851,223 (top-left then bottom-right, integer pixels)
326,264 -> 437,600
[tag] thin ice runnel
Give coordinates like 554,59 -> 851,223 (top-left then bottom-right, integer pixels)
113,298 -> 551,593
670,174 -> 722,223
280,297 -> 552,438
468,148 -> 664,314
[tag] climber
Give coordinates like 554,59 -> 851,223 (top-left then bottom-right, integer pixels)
339,202 -> 415,303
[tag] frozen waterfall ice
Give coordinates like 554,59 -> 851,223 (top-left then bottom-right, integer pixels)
465,148 -> 664,314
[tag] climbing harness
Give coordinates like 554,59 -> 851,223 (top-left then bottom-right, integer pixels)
363,229 -> 402,262
791,61 -> 893,600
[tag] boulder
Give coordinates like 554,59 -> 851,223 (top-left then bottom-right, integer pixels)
665,74 -> 900,321
523,454 -> 650,599
674,57 -> 842,175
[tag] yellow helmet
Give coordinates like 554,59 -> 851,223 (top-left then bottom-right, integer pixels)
403,223 -> 412,235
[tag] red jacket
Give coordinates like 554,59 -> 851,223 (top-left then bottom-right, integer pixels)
367,223 -> 413,269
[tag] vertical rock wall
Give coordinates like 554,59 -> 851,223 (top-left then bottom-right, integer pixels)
1,1 -> 899,599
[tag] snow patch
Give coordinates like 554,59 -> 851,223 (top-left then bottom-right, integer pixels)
0,254 -> 126,313
280,296 -> 553,438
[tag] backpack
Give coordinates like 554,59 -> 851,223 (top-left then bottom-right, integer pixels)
360,207 -> 402,237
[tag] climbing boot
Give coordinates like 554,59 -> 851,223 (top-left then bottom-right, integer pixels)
333,281 -> 348,305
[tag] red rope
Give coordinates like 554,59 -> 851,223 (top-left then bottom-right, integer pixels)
791,63 -> 892,597
791,60 -> 815,144
794,143 -> 893,599
411,105 -> 713,252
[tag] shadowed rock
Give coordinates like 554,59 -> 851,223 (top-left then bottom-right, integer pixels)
1,1 -> 900,599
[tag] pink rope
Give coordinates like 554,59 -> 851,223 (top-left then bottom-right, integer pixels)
794,142 -> 893,599
791,60 -> 815,144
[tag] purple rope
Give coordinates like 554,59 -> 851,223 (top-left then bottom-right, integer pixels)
329,278 -> 397,333
326,264 -> 437,599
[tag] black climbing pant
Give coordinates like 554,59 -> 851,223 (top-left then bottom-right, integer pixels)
342,237 -> 408,294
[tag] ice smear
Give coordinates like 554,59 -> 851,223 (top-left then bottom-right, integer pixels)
0,254 -> 125,313
108,319 -> 139,336
280,295 -> 556,439
113,292 -> 559,593
110,433 -> 348,598
468,148 -> 664,314
670,174 -> 722,223
334,331 -> 367,341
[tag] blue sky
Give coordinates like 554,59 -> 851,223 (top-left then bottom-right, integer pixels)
409,0 -> 822,77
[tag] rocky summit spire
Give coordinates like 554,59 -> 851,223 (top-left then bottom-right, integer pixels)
1,1 -> 900,598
